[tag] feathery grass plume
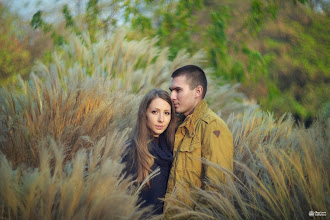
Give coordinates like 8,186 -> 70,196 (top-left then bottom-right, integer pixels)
0,28 -> 247,219
165,106 -> 329,219
207,82 -> 247,120
0,68 -> 144,168
0,138 -> 154,220
0,28 -> 246,168
32,29 -> 247,113
0,153 -> 23,218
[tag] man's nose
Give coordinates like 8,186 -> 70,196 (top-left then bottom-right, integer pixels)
170,91 -> 176,101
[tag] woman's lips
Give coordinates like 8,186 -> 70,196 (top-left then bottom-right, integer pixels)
156,125 -> 164,130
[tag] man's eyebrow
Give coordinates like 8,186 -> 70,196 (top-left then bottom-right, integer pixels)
169,86 -> 181,91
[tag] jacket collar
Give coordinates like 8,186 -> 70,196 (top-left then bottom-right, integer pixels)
179,100 -> 208,137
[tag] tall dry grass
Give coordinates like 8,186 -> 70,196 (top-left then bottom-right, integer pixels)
0,29 -> 247,219
0,73 -> 139,168
11,27 -> 328,220
0,138 -> 152,219
32,30 -> 246,118
0,29 -> 246,169
1,27 -> 328,219
165,108 -> 329,219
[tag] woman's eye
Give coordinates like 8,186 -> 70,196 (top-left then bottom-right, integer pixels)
165,112 -> 170,115
152,110 -> 158,114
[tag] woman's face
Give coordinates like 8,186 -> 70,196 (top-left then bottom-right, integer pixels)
146,97 -> 172,137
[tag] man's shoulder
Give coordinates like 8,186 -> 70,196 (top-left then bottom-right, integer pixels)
200,108 -> 222,124
197,108 -> 233,145
198,108 -> 231,131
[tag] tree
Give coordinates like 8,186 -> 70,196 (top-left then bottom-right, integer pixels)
125,0 -> 329,125
0,2 -> 52,86
0,2 -> 30,84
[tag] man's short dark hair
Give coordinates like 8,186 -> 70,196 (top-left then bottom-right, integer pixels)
171,65 -> 207,98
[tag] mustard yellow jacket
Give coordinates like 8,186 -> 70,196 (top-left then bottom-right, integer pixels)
164,100 -> 234,215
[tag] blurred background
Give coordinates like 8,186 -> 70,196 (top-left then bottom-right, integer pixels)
0,2 -> 329,219
1,0 -> 329,126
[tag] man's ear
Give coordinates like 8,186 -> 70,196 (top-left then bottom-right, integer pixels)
195,86 -> 203,99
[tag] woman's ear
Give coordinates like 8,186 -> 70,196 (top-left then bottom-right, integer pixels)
195,86 -> 203,99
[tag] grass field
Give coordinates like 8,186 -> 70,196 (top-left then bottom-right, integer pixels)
0,30 -> 328,219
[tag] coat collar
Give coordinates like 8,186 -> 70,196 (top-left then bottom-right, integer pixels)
179,100 -> 208,137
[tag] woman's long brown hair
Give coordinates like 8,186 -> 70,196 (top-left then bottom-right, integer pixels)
130,89 -> 176,185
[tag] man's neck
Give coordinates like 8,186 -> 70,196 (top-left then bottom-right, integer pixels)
184,100 -> 202,117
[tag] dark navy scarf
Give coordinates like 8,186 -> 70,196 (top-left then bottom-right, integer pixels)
122,134 -> 173,216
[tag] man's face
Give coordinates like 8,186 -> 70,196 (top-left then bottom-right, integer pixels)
169,75 -> 197,116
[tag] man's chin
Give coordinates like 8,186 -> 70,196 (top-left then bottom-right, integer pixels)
174,108 -> 181,114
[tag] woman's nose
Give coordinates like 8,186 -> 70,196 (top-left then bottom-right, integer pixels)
158,114 -> 164,122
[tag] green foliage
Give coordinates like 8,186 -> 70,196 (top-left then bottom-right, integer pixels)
31,10 -> 66,46
5,0 -> 329,124
125,0 -> 204,58
156,0 -> 203,57
258,3 -> 330,123
249,0 -> 267,34
86,0 -> 99,42
30,0 -> 123,46
230,62 -> 245,83
206,4 -> 271,91
0,2 -> 38,85
63,5 -> 75,30
125,0 -> 329,124
207,9 -> 230,79
131,15 -> 152,31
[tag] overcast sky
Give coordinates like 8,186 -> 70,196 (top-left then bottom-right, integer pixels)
7,0 -> 330,23
8,0 -> 88,21
7,0 -> 128,26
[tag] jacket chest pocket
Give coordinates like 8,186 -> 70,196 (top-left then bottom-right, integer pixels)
177,137 -> 202,174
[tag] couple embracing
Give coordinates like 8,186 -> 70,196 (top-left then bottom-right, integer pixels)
122,65 -> 234,218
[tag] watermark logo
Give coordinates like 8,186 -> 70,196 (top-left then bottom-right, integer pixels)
309,211 -> 326,217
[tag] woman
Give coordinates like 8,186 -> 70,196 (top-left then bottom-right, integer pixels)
122,89 -> 176,215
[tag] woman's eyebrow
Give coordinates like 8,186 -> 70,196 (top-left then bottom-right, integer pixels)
150,107 -> 171,111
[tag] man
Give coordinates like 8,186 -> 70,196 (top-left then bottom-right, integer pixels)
164,65 -> 234,215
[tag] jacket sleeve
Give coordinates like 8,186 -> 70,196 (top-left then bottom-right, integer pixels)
201,119 -> 234,188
